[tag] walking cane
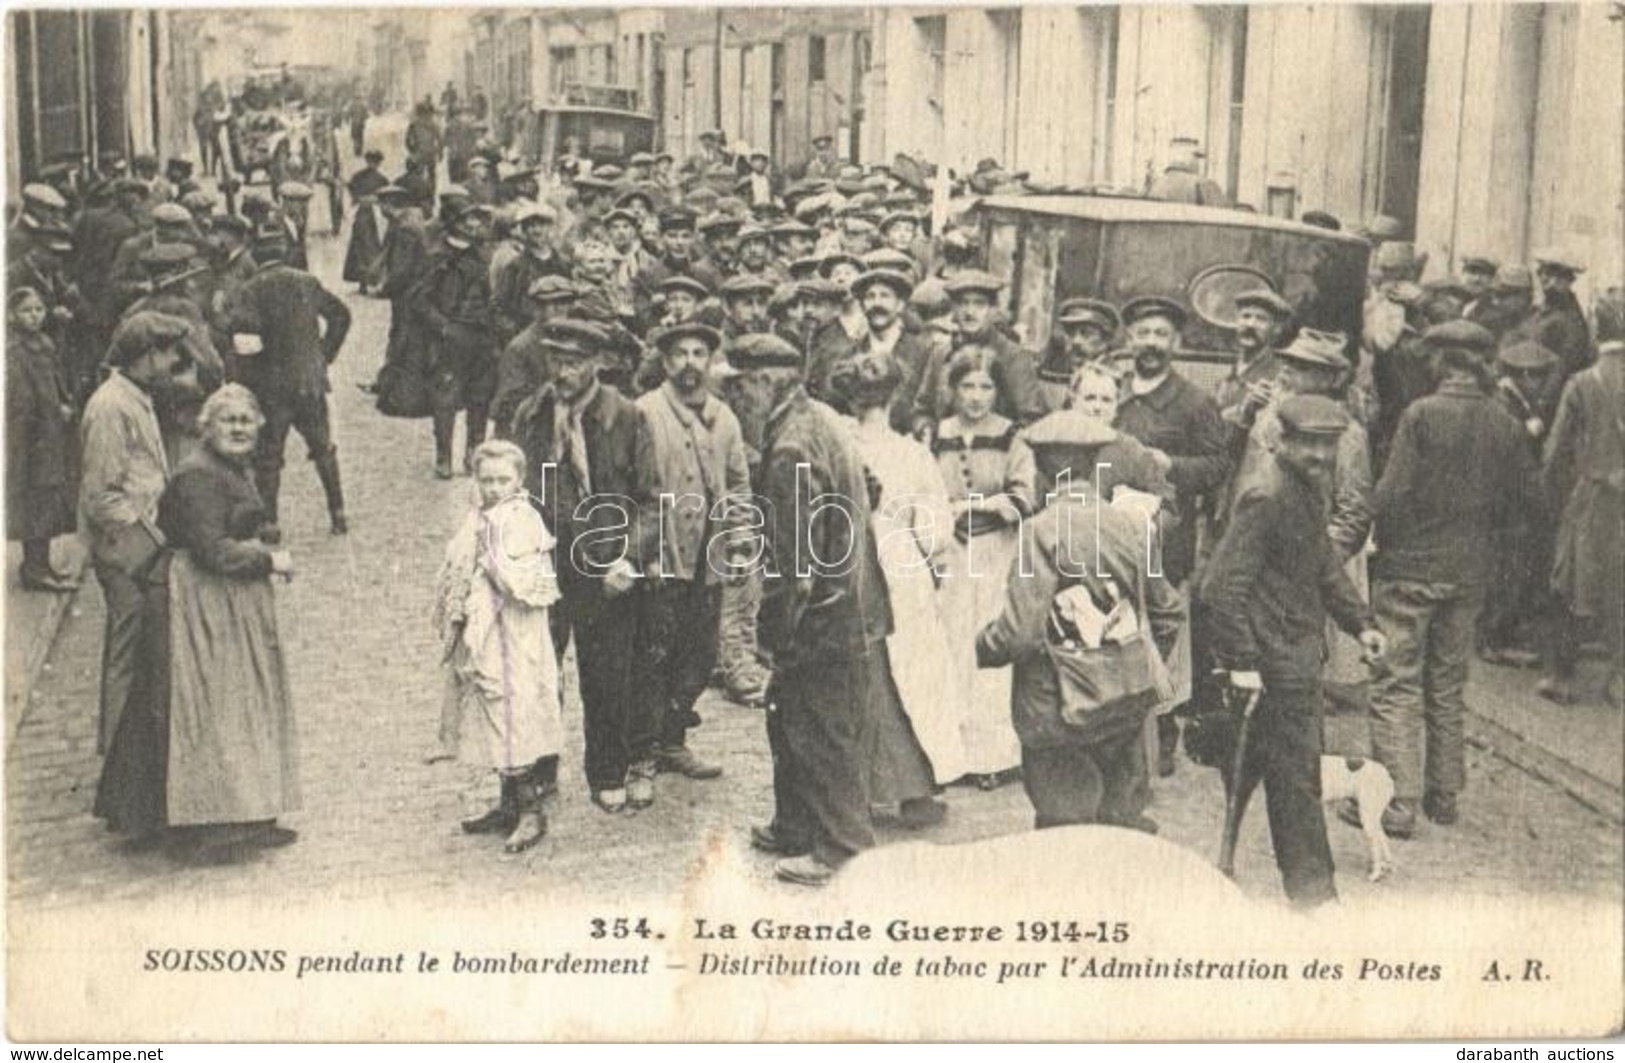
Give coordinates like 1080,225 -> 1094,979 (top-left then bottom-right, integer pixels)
1216,684 -> 1263,879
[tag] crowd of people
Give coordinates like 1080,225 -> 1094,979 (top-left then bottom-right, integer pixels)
6,121 -> 1621,901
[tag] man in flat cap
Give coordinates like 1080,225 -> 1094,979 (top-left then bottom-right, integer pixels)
821,268 -> 929,433
731,224 -> 783,287
629,322 -> 750,782
717,272 -> 775,341
491,202 -> 572,351
79,312 -> 199,758
1198,393 -> 1387,907
715,332 -> 889,887
491,276 -> 581,437
1507,250 -> 1592,384
1457,255 -> 1499,321
110,202 -> 205,311
1477,341 -> 1562,669
683,129 -> 731,179
1216,286 -> 1293,427
1035,298 -> 1120,416
1366,321 -> 1534,837
507,320 -> 653,813
910,270 -> 1046,434
412,203 -> 497,477
1114,295 -> 1230,588
1541,302 -> 1625,708
632,206 -> 724,328
1468,264 -> 1534,344
228,226 -> 353,537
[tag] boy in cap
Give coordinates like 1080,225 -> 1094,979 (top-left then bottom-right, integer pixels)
1509,250 -> 1592,382
1366,321 -> 1535,835
1198,393 -> 1387,907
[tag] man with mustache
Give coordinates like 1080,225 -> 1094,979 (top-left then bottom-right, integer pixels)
830,268 -> 932,434
630,322 -> 751,782
1197,394 -> 1387,908
1035,298 -> 1120,416
1216,286 -> 1293,427
1114,296 -> 1231,777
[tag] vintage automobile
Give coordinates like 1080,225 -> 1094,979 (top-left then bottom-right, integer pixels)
969,194 -> 1371,391
229,70 -> 344,229
516,103 -> 657,173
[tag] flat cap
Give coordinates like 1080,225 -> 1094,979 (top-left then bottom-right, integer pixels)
862,247 -> 915,272
1276,328 -> 1349,369
1497,341 -> 1559,371
787,255 -> 825,280
1056,298 -> 1120,333
1423,278 -> 1471,303
209,214 -> 252,238
151,202 -> 193,225
602,207 -> 639,228
850,268 -> 914,300
812,133 -> 834,147
943,270 -> 1006,298
819,252 -> 864,278
1422,319 -> 1496,353
179,190 -> 217,212
719,273 -> 775,298
1493,264 -> 1533,292
615,187 -> 655,210
106,311 -> 194,367
652,320 -> 723,352
1276,394 -> 1350,437
797,278 -> 847,303
364,149 -> 385,163
1534,247 -> 1585,274
1233,286 -> 1293,318
537,318 -> 610,355
140,242 -> 198,270
699,129 -> 724,142
657,274 -> 711,300
22,184 -> 67,210
1460,255 -> 1498,274
771,219 -> 818,239
572,173 -> 616,192
657,205 -> 697,231
698,211 -> 742,234
514,201 -> 558,225
593,165 -> 624,182
715,195 -> 749,218
108,176 -> 148,197
375,184 -> 413,202
736,224 -> 772,245
1362,215 -> 1404,241
879,210 -> 919,232
1373,240 -> 1421,275
1023,408 -> 1119,451
726,333 -> 803,371
526,275 -> 579,302
628,152 -> 656,166
1120,295 -> 1187,330
277,181 -> 314,200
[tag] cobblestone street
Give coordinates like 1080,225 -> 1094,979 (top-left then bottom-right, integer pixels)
5,131 -> 1621,917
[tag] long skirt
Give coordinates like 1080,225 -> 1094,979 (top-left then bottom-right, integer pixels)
881,551 -> 971,784
937,529 -> 1022,775
165,553 -> 301,826
862,641 -> 936,803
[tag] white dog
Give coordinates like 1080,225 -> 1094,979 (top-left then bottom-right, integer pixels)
1321,756 -> 1396,882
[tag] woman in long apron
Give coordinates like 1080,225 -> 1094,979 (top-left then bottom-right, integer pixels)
931,346 -> 1037,789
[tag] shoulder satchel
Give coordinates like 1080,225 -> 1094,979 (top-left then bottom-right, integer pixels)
1046,570 -> 1175,731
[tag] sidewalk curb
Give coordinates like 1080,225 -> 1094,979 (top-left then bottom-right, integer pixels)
1466,709 -> 1625,824
7,563 -> 84,746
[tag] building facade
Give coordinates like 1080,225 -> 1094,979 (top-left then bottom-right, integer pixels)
870,3 -> 1624,292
